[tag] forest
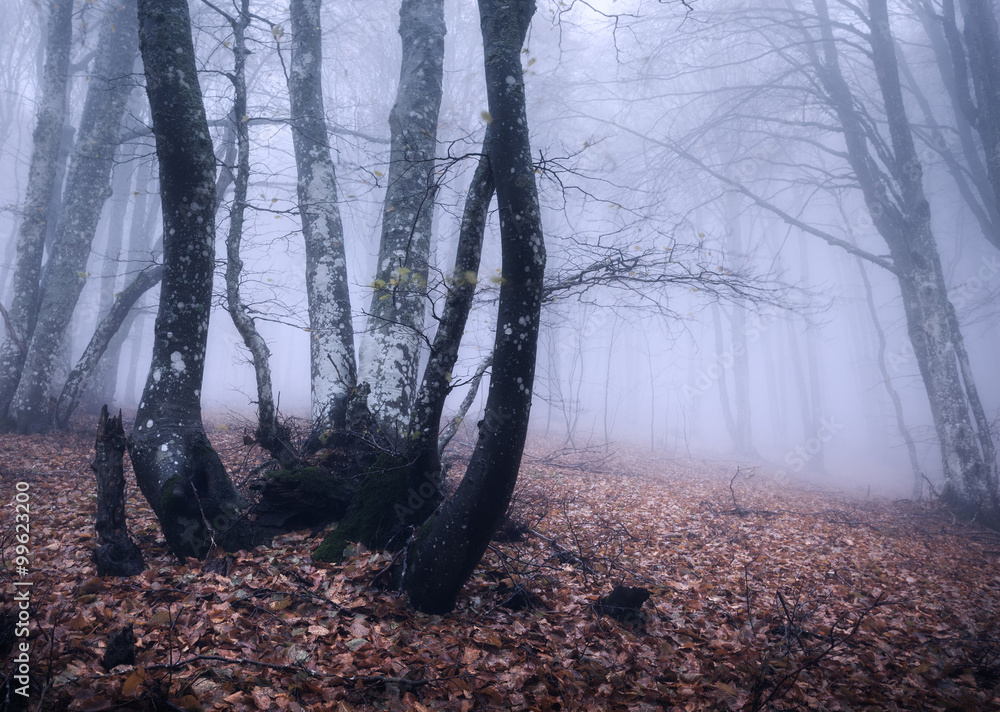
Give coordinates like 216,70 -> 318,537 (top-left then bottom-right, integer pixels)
1,0 -> 999,709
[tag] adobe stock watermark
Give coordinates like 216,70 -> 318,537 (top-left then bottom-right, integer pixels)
682,308 -> 780,404
784,416 -> 844,472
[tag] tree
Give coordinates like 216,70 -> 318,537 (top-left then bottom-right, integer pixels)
358,0 -> 446,439
630,0 -> 997,514
405,0 -> 545,614
204,0 -> 297,467
935,0 -> 1000,245
806,0 -> 996,511
129,0 -> 254,559
55,264 -> 163,428
6,0 -> 140,434
286,0 -> 358,446
0,0 -> 72,423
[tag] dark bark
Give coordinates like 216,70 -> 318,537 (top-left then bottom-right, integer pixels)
101,625 -> 136,670
0,0 -> 73,421
405,149 -> 494,496
250,467 -> 354,532
7,0 -> 139,433
405,0 -> 544,614
359,0 -> 446,439
287,0 -> 357,445
55,265 -> 163,429
315,149 -> 496,563
130,0 -> 255,560
91,406 -> 145,577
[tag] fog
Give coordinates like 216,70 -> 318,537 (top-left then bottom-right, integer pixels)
1,0 -> 997,500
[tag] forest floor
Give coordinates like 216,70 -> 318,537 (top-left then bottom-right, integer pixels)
1,417 -> 1000,711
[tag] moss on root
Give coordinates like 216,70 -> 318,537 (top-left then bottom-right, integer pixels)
313,455 -> 414,563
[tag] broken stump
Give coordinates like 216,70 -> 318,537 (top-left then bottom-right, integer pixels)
92,405 -> 145,576
595,585 -> 652,627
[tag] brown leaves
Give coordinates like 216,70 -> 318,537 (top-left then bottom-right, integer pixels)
2,429 -> 1000,710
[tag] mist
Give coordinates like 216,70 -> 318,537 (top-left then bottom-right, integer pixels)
0,0 -> 997,504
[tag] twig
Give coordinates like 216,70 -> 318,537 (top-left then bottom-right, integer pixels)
752,592 -> 886,711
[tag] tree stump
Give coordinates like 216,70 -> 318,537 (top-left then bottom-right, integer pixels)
102,624 -> 136,670
595,585 -> 652,627
92,406 -> 145,576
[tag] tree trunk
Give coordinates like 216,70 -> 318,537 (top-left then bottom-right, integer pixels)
286,0 -> 357,446
81,147 -> 134,415
129,0 -> 255,560
406,149 -> 494,493
55,265 -> 163,429
438,351 -> 493,454
405,0 -> 544,614
7,0 -> 139,433
221,0 -> 296,467
358,0 -> 446,439
941,0 -> 1000,240
92,405 -> 145,576
0,0 -> 72,422
810,0 -> 997,510
313,150 -> 494,559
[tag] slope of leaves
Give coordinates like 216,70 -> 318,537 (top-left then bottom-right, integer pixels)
1,422 -> 999,711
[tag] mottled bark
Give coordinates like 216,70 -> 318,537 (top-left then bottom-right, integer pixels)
92,406 -> 145,576
8,0 -> 139,433
130,0 -> 255,560
358,0 -> 446,439
406,0 -> 544,614
56,265 -> 163,429
0,0 -> 72,421
287,0 -> 357,444
809,0 -> 996,509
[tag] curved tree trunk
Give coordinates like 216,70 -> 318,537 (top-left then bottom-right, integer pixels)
312,149 -> 495,563
358,0 -> 446,440
55,265 -> 163,429
129,0 -> 255,560
405,149 -> 494,496
8,0 -> 139,433
406,0 -> 544,614
0,0 -> 73,422
287,0 -> 357,446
